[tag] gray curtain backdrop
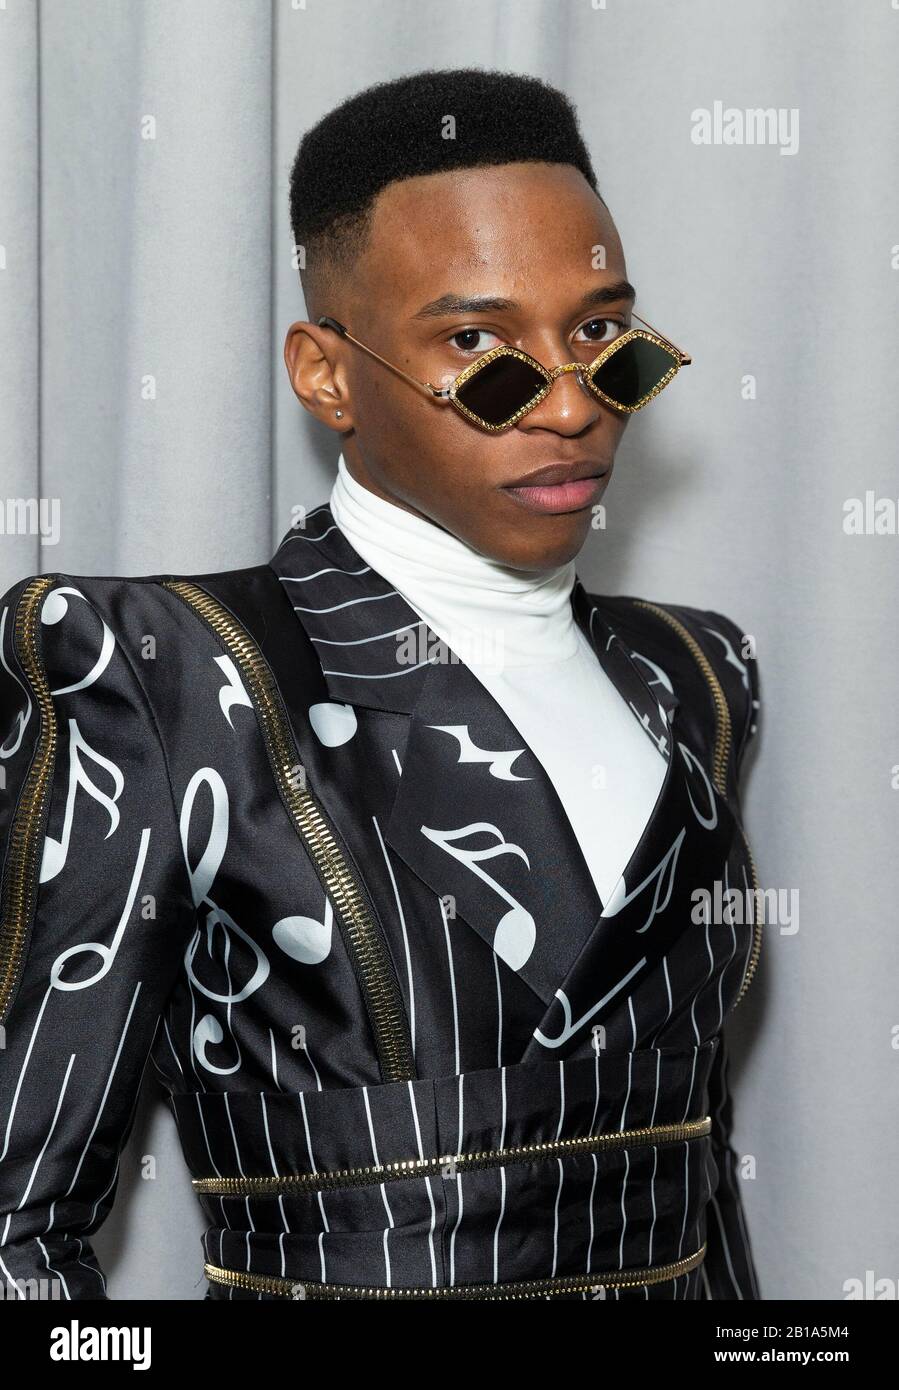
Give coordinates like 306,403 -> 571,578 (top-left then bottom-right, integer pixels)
1,0 -> 896,1300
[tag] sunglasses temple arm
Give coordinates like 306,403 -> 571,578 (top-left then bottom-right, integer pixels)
630,313 -> 692,365
317,317 -> 445,398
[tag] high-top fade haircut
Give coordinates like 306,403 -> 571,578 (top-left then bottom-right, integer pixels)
289,67 -> 601,320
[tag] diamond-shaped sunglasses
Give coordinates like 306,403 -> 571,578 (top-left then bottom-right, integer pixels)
318,313 -> 691,432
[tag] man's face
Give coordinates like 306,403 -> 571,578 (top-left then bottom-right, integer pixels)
287,162 -> 636,570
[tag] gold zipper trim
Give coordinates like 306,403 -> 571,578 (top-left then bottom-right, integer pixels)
0,576 -> 59,1025
630,600 -> 762,1009
192,1115 -> 712,1196
631,599 -> 731,796
161,579 -> 415,1085
204,1242 -> 706,1299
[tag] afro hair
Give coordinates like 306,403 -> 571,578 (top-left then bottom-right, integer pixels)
289,67 -> 600,316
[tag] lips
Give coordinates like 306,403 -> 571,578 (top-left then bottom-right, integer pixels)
502,474 -> 608,516
504,461 -> 607,488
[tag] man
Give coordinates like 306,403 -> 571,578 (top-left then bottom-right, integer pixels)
0,68 -> 761,1301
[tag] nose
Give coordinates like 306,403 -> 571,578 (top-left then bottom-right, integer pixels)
517,362 -> 602,435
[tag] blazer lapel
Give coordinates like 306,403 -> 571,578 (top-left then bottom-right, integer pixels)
383,649 -> 604,1007
571,577 -> 680,755
267,503 -> 715,1018
521,586 -> 737,1057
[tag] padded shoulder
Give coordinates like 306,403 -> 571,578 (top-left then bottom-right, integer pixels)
0,569 -> 197,1026
594,593 -> 760,777
662,603 -> 759,771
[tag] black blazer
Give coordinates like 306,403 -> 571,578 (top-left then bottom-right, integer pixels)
0,500 -> 762,1301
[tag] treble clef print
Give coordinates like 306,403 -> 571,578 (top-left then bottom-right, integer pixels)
179,766 -> 271,1076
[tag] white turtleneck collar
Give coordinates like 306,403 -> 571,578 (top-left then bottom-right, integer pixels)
328,452 -> 581,669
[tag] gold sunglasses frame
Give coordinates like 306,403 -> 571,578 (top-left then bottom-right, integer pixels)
317,312 -> 691,433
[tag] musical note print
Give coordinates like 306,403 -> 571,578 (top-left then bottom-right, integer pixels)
273,896 -> 334,965
702,622 -> 750,691
678,740 -> 718,830
420,820 -> 536,969
42,586 -> 115,696
532,959 -> 648,1051
0,605 -> 31,758
309,701 -> 358,747
213,654 -> 253,727
49,826 -> 152,992
41,718 -> 125,883
600,830 -> 684,931
426,724 -> 532,782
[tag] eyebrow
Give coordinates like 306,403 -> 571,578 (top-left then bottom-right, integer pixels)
411,280 -> 637,320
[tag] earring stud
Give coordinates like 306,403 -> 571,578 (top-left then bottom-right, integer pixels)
335,409 -> 344,419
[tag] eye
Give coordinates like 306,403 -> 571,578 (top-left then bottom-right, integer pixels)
574,317 -> 628,347
448,327 -> 504,354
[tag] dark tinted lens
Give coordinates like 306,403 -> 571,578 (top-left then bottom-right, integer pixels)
591,336 -> 675,408
455,354 -> 548,426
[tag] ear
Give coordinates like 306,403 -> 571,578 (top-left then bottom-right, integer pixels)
283,320 -> 353,432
